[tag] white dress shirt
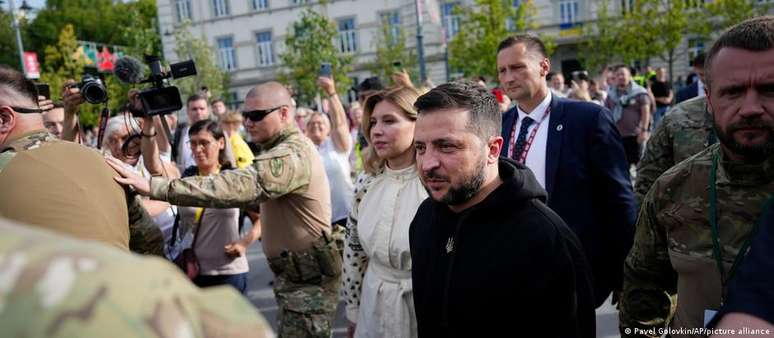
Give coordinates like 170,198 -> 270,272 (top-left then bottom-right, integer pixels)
697,79 -> 706,98
513,91 -> 552,189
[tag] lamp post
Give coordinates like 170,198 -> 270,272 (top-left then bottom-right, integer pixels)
8,0 -> 32,76
414,0 -> 427,82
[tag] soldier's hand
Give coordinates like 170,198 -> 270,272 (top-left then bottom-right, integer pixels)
224,240 -> 248,257
317,76 -> 337,96
106,156 -> 151,196
62,79 -> 84,115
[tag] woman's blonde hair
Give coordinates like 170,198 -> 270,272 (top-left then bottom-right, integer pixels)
361,86 -> 423,174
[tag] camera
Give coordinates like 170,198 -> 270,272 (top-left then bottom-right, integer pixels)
76,74 -> 108,104
137,56 -> 196,116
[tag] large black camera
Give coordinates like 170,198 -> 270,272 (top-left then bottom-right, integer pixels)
76,74 -> 108,104
115,55 -> 197,117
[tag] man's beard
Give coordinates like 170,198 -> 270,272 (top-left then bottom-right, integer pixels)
425,157 -> 487,206
714,118 -> 774,163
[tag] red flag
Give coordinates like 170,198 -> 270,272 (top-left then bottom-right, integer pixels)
23,52 -> 40,79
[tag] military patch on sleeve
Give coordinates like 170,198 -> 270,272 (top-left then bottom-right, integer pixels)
270,157 -> 284,177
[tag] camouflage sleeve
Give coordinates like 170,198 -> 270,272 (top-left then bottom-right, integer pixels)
149,146 -> 309,209
619,187 -> 678,337
0,219 -> 274,338
126,194 -> 165,257
635,114 -> 675,204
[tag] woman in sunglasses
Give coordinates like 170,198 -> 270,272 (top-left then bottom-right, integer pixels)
343,86 -> 428,338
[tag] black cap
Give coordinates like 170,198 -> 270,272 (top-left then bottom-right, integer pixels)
356,77 -> 384,92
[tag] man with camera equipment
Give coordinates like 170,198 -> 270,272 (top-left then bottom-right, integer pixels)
0,65 -> 164,256
109,81 -> 340,338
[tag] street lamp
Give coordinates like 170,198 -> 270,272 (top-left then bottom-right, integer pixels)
8,0 -> 32,76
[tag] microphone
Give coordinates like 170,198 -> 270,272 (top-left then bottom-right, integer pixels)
114,56 -> 145,84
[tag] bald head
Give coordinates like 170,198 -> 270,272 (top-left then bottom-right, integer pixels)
246,81 -> 293,107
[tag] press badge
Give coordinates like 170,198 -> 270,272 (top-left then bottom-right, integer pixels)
704,309 -> 719,327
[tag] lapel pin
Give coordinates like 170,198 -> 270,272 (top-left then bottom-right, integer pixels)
556,124 -> 563,132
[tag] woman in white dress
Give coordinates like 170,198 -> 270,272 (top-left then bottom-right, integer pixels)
343,86 -> 428,338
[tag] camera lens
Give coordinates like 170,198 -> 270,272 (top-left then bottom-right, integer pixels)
81,77 -> 108,104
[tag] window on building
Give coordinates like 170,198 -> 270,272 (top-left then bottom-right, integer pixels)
337,17 -> 358,54
688,38 -> 705,63
291,0 -> 308,5
256,31 -> 274,66
621,0 -> 634,14
217,37 -> 237,71
442,2 -> 460,39
252,0 -> 269,10
559,0 -> 579,26
175,0 -> 192,22
506,0 -> 522,31
213,0 -> 230,17
380,11 -> 401,45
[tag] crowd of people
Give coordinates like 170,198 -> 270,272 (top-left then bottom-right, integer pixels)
0,15 -> 773,338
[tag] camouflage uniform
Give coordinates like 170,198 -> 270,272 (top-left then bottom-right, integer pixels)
635,96 -> 715,203
0,130 -> 164,256
149,126 -> 341,338
620,144 -> 774,338
0,216 -> 274,338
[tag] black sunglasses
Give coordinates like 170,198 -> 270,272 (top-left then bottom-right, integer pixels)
242,106 -> 285,122
8,106 -> 45,114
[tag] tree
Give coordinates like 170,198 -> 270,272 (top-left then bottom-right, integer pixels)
448,0 -> 546,79
172,23 -> 227,101
581,0 -> 621,73
369,21 -> 418,86
0,11 -> 21,69
25,0 -> 162,71
279,6 -> 353,105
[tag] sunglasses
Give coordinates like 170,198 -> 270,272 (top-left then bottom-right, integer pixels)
8,106 -> 45,114
242,106 -> 285,122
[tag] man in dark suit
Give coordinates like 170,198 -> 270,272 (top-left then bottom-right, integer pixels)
675,53 -> 706,104
496,35 -> 638,308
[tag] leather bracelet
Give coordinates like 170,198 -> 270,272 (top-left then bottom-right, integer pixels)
141,130 -> 157,138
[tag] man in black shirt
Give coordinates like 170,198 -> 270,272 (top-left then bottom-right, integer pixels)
409,80 -> 595,337
650,67 -> 673,130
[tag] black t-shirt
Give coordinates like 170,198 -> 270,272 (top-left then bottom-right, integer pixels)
712,202 -> 774,326
650,80 -> 671,108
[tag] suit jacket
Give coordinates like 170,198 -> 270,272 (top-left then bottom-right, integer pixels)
500,97 -> 638,307
675,82 -> 699,104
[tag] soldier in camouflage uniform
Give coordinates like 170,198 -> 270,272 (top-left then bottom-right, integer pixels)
0,66 -> 164,256
0,216 -> 274,338
619,17 -> 774,338
634,96 -> 716,203
109,81 -> 341,338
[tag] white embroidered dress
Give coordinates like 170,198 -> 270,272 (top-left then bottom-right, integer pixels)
343,165 -> 428,338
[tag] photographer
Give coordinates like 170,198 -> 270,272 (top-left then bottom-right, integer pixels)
0,65 -> 164,256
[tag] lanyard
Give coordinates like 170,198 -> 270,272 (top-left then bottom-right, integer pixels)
507,105 -> 551,162
708,149 -> 773,304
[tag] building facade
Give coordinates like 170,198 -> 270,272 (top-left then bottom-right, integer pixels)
156,0 -> 771,105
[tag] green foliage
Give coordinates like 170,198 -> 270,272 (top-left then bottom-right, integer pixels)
581,0 -> 619,73
0,11 -> 21,69
173,22 -> 227,101
369,22 -> 418,86
25,0 -> 162,69
448,0 -> 542,79
279,7 -> 353,105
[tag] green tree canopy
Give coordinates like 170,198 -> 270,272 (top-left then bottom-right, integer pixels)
369,21 -> 418,86
448,0 -> 547,79
279,6 -> 353,105
172,23 -> 227,101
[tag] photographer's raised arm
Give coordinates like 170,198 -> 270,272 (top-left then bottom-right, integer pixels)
61,80 -> 84,142
140,116 -> 165,176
